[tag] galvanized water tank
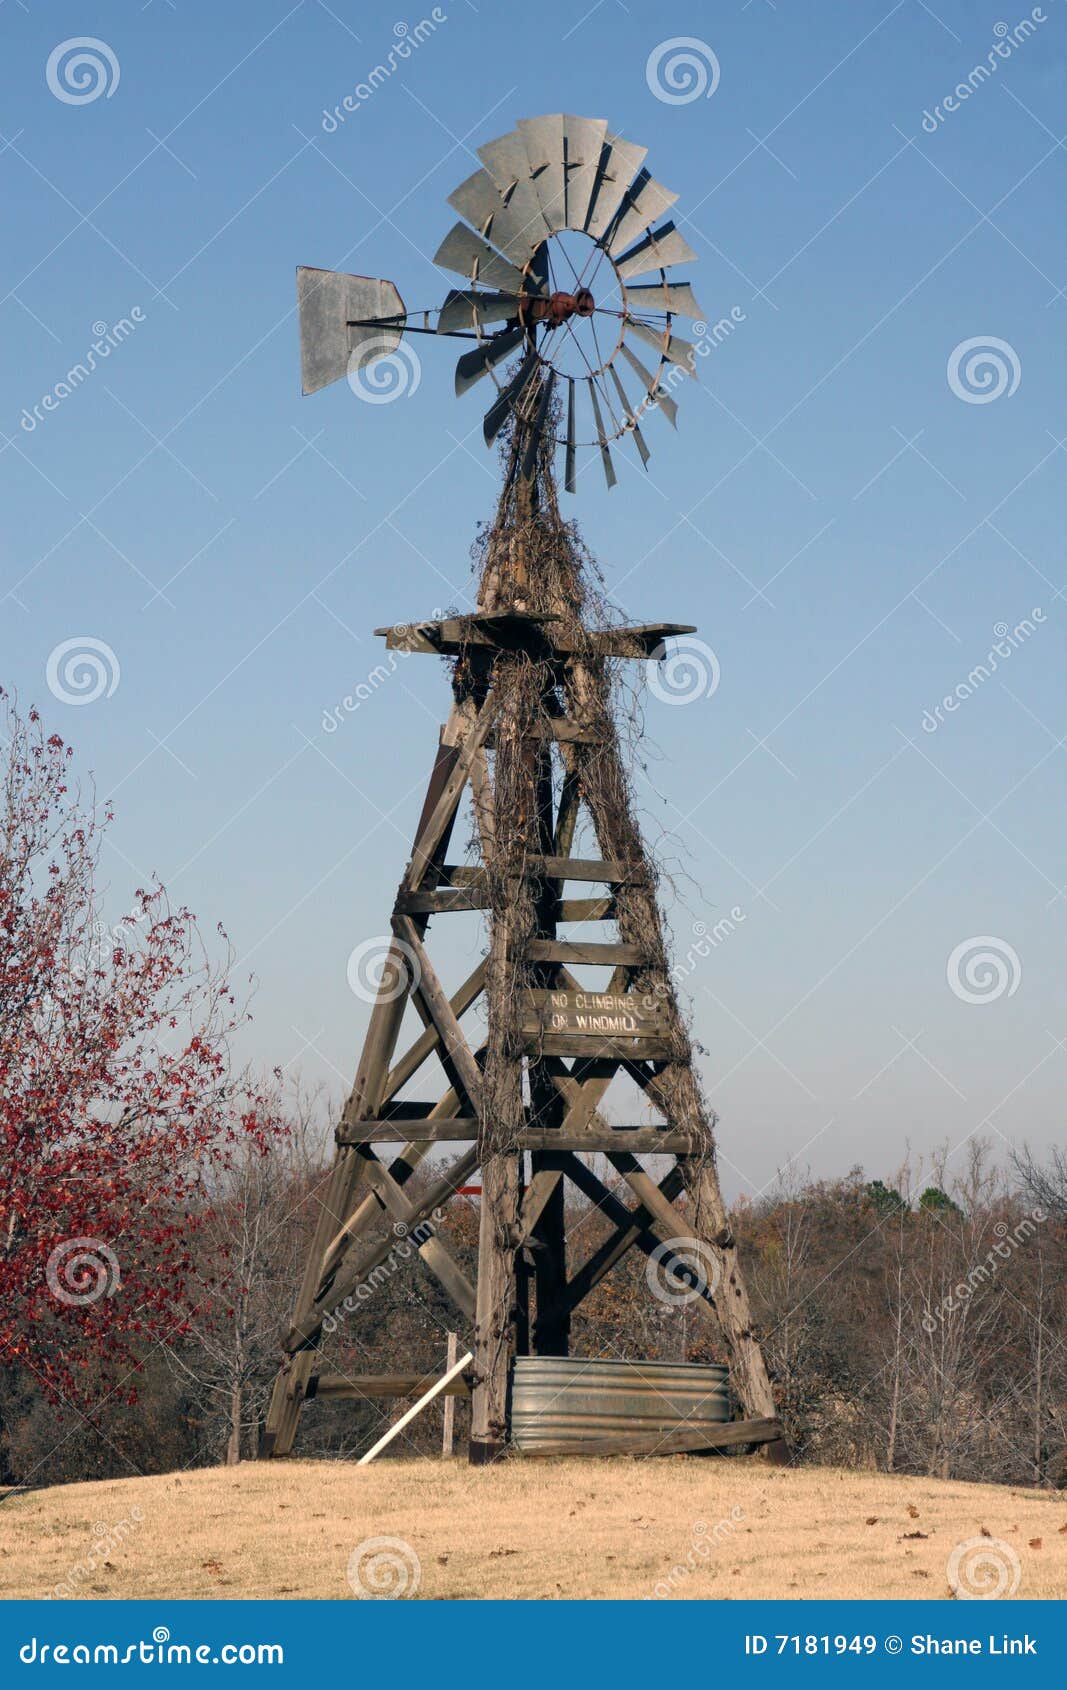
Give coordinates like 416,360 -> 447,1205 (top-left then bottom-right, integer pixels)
509,1356 -> 731,1453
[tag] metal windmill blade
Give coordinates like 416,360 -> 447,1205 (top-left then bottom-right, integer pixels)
438,288 -> 524,334
585,132 -> 647,238
518,114 -> 567,231
297,114 -> 713,488
614,221 -> 697,280
562,114 -> 609,232
455,326 -> 525,395
620,340 -> 679,428
434,224 -> 528,293
483,352 -> 540,446
623,280 -> 706,320
606,170 -> 679,257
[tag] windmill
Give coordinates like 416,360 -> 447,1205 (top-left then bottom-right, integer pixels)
261,117 -> 785,1465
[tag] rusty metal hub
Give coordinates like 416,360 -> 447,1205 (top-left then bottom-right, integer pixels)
521,286 -> 595,328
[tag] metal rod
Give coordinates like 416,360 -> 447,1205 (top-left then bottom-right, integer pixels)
347,318 -> 482,340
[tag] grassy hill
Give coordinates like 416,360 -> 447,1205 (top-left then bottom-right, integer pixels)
2,1459 -> 1065,1601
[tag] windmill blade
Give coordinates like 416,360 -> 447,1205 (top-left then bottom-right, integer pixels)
520,369 -> 557,480
619,339 -> 679,428
448,168 -> 508,239
562,114 -> 609,232
587,378 -> 618,489
477,131 -> 552,253
450,166 -> 555,267
623,281 -> 707,320
614,221 -> 697,281
526,241 -> 551,299
585,132 -> 647,239
297,266 -> 405,395
434,222 -> 526,293
607,171 -> 679,258
483,352 -> 540,446
564,377 -> 577,493
626,317 -> 698,378
455,326 -> 525,395
519,115 -> 567,231
608,365 -> 651,469
438,289 -> 522,333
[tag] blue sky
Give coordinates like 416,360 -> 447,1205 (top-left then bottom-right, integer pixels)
2,0 -> 1065,1198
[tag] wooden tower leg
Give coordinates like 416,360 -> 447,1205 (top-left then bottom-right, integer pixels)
470,1148 -> 521,1464
530,1162 -> 569,1355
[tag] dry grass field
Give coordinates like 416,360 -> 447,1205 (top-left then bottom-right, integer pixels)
2,1459 -> 1066,1602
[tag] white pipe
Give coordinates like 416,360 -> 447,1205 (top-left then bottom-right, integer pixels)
357,1351 -> 474,1466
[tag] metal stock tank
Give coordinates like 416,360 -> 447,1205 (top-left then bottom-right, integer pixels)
509,1357 -> 731,1453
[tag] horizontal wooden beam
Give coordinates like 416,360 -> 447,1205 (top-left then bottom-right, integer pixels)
523,939 -> 647,966
518,1128 -> 693,1153
337,1122 -> 688,1150
375,616 -> 697,662
435,865 -> 487,887
310,1371 -> 471,1401
395,887 -> 491,914
558,897 -> 615,922
518,1418 -> 783,1459
337,1118 -> 478,1145
524,1034 -> 673,1060
531,857 -> 637,883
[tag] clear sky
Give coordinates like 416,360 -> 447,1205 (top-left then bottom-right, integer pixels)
3,0 -> 1065,1199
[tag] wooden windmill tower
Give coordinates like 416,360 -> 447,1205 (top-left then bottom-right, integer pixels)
261,116 -> 785,1464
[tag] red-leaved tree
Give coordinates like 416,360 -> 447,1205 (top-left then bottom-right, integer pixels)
0,690 -> 285,1410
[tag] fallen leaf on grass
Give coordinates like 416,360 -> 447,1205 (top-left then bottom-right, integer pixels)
865,1517 -> 879,1526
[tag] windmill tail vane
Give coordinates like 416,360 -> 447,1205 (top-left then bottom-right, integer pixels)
296,114 -> 708,489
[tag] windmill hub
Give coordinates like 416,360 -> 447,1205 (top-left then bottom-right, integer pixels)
523,286 -> 595,327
